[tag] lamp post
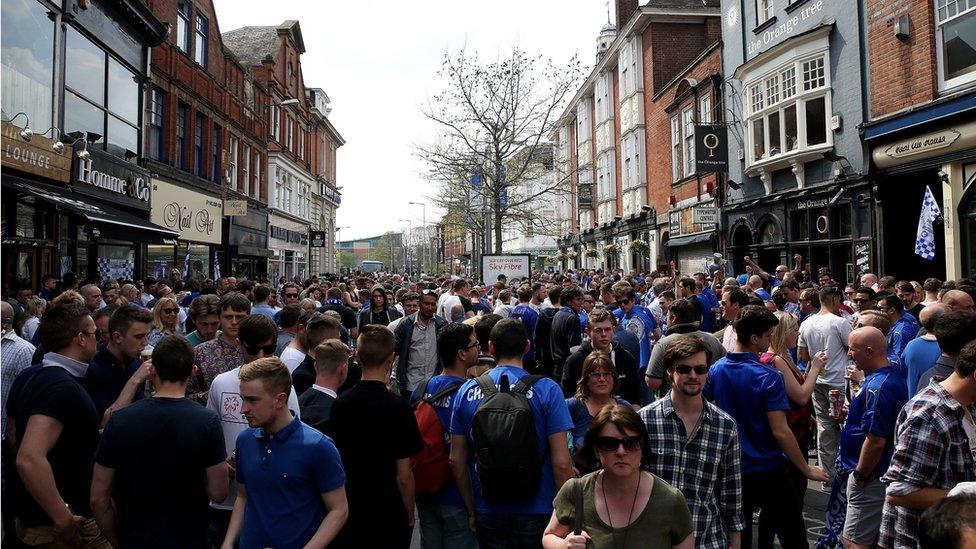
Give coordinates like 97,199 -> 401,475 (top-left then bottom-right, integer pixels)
335,226 -> 349,272
399,218 -> 413,275
408,202 -> 426,273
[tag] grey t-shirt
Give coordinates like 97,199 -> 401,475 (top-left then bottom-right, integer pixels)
406,318 -> 439,391
647,326 -> 727,379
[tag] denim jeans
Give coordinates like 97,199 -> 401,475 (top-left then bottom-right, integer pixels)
417,503 -> 477,549
475,513 -> 549,549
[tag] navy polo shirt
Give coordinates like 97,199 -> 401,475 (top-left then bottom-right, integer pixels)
86,345 -> 144,419
703,352 -> 790,474
838,365 -> 908,478
235,415 -> 345,549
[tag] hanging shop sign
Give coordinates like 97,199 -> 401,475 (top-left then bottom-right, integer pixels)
692,206 -> 719,225
694,125 -> 729,173
150,179 -> 222,244
310,230 -> 326,248
224,200 -> 248,216
578,182 -> 594,210
1,121 -> 73,182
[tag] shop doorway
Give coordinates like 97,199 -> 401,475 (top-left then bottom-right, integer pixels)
3,246 -> 54,291
728,223 -> 753,275
877,171 -> 946,281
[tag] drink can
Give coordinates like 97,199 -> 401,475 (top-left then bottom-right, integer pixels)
829,389 -> 843,420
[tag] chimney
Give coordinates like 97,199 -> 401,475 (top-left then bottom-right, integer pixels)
616,0 -> 638,31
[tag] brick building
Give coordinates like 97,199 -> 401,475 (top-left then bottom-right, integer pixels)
224,21 -> 325,281
144,0 -> 271,280
555,0 -> 721,273
862,0 -> 976,280
307,88 -> 344,275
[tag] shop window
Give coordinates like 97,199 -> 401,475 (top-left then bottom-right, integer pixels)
15,199 -> 35,239
96,245 -> 134,281
744,51 -> 831,168
759,221 -> 781,245
1,0 -> 55,134
936,0 -> 976,90
791,211 -> 810,241
176,2 -> 191,54
146,244 -> 175,280
64,26 -> 141,160
854,201 -> 872,238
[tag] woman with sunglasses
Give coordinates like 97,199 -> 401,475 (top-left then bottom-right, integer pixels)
544,404 -> 694,549
566,352 -> 632,471
148,297 -> 183,346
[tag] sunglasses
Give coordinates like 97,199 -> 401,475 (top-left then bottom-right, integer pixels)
284,293 -> 300,298
245,343 -> 278,356
675,365 -> 709,375
162,308 -> 179,314
594,435 -> 642,453
619,298 -> 632,305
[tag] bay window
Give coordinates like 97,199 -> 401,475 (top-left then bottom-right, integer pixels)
596,152 -> 614,202
682,107 -> 695,176
670,115 -> 682,182
621,131 -> 644,189
745,52 -> 831,167
935,0 -> 976,90
576,99 -> 591,143
595,72 -> 611,124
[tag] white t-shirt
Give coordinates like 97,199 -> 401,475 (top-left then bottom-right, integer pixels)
798,312 -> 852,387
206,367 -> 301,510
280,346 -> 307,373
438,295 -> 461,321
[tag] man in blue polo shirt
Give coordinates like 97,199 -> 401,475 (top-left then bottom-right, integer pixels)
222,357 -> 347,549
704,305 -> 829,549
508,285 -> 539,366
612,281 -> 659,370
838,327 -> 908,548
878,295 -> 919,358
449,319 -> 574,549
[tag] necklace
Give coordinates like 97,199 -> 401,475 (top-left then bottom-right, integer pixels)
600,470 -> 641,549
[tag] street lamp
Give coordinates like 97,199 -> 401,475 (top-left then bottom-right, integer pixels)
408,202 -> 427,273
399,219 -> 413,274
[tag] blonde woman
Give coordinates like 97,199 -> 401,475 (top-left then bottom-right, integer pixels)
757,310 -> 825,537
147,297 -> 182,346
21,296 -> 46,341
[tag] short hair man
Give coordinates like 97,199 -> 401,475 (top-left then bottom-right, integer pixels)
878,294 -> 919,358
798,285 -> 853,482
550,286 -> 584,382
902,303 -> 946,396
299,339 -> 350,434
449,319 -> 574,547
941,289 -> 975,313
1,301 -> 35,441
880,340 -> 976,548
86,305 -> 154,427
223,357 -> 347,548
318,287 -> 360,343
509,285 -> 541,367
560,308 -> 641,402
275,303 -> 304,355
250,285 -> 277,319
91,335 -> 229,548
719,288 -> 750,353
282,312 -> 333,374
328,325 -> 423,547
704,306 -> 829,549
206,314 -> 302,546
646,298 -> 727,394
411,323 -> 479,548
10,302 -> 102,546
920,278 -> 943,307
838,327 -> 908,548
189,292 -> 250,403
291,315 -> 346,395
186,294 -> 221,347
641,335 -> 743,548
388,292 -> 420,333
918,494 -> 976,549
81,284 -> 103,312
612,283 -> 660,383
392,290 -> 448,395
915,311 -> 976,393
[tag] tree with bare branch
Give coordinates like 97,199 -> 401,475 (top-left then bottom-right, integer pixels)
417,47 -> 584,261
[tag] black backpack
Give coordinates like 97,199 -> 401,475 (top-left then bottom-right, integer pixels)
471,372 -> 543,503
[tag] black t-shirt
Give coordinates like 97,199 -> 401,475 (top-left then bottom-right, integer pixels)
327,380 -> 422,543
318,302 -> 358,331
95,397 -> 225,549
11,366 -> 99,525
458,296 -> 473,314
293,356 -> 362,396
298,389 -> 336,434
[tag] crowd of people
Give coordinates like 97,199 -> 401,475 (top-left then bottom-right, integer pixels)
2,256 -> 976,548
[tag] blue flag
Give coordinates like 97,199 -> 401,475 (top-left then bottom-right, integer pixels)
182,243 -> 191,278
914,185 -> 941,261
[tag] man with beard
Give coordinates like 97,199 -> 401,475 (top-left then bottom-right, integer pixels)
640,335 -> 743,549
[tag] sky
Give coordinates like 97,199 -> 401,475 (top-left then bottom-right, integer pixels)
212,0 -> 611,241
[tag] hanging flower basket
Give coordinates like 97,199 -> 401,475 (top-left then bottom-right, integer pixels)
556,252 -> 568,262
603,243 -> 622,257
585,248 -> 599,258
629,239 -> 650,256
543,255 -> 558,265
566,250 -> 579,259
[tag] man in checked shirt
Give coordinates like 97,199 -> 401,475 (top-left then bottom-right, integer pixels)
640,335 -> 744,549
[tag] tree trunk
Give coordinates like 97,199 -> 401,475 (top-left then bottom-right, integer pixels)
494,209 -> 503,254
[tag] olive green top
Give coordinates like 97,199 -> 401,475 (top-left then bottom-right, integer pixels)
553,471 -> 694,548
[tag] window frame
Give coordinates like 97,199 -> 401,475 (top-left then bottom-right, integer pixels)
595,72 -> 611,124
682,106 -> 695,177
743,51 -> 833,169
194,112 -> 205,176
147,88 -> 165,161
228,135 -> 238,189
211,123 -> 221,184
670,115 -> 682,182
194,12 -> 208,68
242,144 -> 251,193
176,2 -> 191,54
576,99 -> 592,143
934,0 -> 976,91
176,101 -> 188,170
757,0 -> 774,25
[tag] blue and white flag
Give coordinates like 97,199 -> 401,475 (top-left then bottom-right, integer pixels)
182,243 -> 191,278
914,185 -> 941,261
213,253 -> 221,280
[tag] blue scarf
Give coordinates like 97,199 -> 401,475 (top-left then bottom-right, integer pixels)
816,469 -> 852,548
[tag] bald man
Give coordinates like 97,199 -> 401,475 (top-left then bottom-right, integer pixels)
902,304 -> 946,396
749,275 -> 771,301
840,327 -> 909,549
941,289 -> 975,313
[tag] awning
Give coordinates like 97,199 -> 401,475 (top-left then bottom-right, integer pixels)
667,232 -> 713,247
3,176 -> 180,240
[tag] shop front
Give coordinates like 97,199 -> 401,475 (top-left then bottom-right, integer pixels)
268,213 -> 309,281
148,179 -> 223,281
668,200 -> 719,276
226,208 -> 270,280
866,92 -> 976,280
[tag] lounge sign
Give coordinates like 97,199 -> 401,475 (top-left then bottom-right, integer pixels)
1,120 -> 73,182
150,179 -> 223,244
